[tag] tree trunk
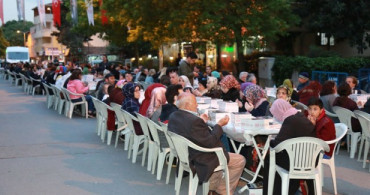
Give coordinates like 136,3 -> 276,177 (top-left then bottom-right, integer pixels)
216,42 -> 221,71
234,28 -> 245,73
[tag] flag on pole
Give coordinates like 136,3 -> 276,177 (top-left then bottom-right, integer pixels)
85,0 -> 94,26
38,0 -> 46,27
0,0 -> 3,25
16,0 -> 25,21
99,0 -> 108,25
52,0 -> 61,27
70,0 -> 78,24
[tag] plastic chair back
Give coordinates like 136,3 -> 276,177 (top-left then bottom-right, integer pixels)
333,106 -> 356,133
272,137 -> 329,176
136,113 -> 154,140
354,110 -> 370,138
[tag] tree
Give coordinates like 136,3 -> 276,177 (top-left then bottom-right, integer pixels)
0,28 -> 9,57
297,0 -> 370,53
103,0 -> 298,71
1,20 -> 33,46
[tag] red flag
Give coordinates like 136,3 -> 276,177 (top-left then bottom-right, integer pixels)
0,0 -> 4,25
99,0 -> 108,25
52,0 -> 61,26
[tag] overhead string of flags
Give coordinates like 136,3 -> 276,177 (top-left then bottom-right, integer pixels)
0,0 -> 108,26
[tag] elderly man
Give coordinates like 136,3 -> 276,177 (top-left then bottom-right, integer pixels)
168,92 -> 245,194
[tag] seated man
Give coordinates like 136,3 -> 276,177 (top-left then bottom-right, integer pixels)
168,92 -> 245,194
159,84 -> 183,123
96,73 -> 115,100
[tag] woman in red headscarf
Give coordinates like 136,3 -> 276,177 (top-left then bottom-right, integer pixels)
139,83 -> 165,116
219,75 -> 240,102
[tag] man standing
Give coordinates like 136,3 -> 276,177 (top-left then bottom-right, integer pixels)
178,52 -> 198,85
98,55 -> 109,72
168,93 -> 245,194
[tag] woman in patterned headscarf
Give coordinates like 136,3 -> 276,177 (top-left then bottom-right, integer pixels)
121,82 -> 143,135
203,76 -> 222,99
219,75 -> 240,102
243,84 -> 269,117
147,87 -> 167,119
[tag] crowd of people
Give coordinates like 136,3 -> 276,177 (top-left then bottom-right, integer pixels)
2,51 -> 370,194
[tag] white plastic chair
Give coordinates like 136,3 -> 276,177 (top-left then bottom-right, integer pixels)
267,137 -> 329,195
7,70 -> 15,85
30,77 -> 43,96
19,74 -> 29,93
99,101 -> 117,145
136,113 -> 156,171
110,103 -> 131,150
122,110 -> 148,165
62,88 -> 88,119
333,106 -> 361,158
354,110 -> 370,170
14,72 -> 22,87
321,123 -> 348,195
145,117 -> 171,180
291,100 -> 308,110
42,83 -> 55,109
167,131 -> 230,195
159,122 -> 178,184
91,97 -> 102,136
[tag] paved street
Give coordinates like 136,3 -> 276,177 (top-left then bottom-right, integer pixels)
0,78 -> 369,195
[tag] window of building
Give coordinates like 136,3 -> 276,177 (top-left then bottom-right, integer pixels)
318,32 -> 335,46
42,37 -> 52,44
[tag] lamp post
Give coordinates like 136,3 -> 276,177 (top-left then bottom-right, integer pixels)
16,30 -> 26,47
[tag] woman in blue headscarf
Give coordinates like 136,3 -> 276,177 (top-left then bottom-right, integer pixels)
121,82 -> 143,135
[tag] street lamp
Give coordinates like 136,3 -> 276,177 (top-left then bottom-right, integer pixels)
16,30 -> 26,47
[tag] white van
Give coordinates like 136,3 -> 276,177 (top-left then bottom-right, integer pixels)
6,46 -> 30,64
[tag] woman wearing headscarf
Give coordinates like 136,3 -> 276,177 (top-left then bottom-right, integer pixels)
243,85 -> 269,117
263,99 -> 316,195
179,75 -> 193,93
147,87 -> 167,120
121,82 -> 143,135
219,75 -> 240,102
236,82 -> 255,112
298,81 -> 322,105
282,79 -> 299,101
203,76 -> 222,99
139,83 -> 165,116
276,85 -> 306,112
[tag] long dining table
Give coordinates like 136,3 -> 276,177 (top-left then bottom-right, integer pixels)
208,121 -> 281,193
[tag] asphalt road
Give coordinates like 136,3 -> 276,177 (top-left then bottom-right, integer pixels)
0,77 -> 369,195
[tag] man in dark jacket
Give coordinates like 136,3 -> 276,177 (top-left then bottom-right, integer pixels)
168,92 -> 245,194
178,52 -> 198,85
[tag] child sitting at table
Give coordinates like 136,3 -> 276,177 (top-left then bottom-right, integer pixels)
306,97 -> 336,158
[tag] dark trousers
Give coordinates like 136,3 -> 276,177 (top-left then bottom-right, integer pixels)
71,95 -> 95,112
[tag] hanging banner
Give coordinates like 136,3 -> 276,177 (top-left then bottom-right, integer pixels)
52,0 -> 61,27
38,0 -> 46,27
16,0 -> 25,21
85,0 -> 94,26
0,0 -> 3,25
99,0 -> 108,25
70,0 -> 78,24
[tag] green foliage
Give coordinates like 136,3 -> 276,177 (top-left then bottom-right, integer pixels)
1,20 -> 33,46
296,0 -> 370,53
0,28 -> 9,57
272,56 -> 370,84
306,45 -> 339,58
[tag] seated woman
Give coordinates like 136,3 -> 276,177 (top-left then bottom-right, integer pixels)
121,82 -> 143,135
219,75 -> 240,102
147,87 -> 167,120
243,85 -> 269,117
236,82 -> 254,112
193,79 -> 208,97
179,75 -> 193,93
276,85 -> 305,112
282,79 -> 299,102
333,83 -> 362,133
66,69 -> 95,115
139,83 -> 165,116
203,76 -> 222,99
307,97 -> 336,158
320,81 -> 338,113
263,99 -> 316,195
346,76 -> 362,94
298,81 -> 322,105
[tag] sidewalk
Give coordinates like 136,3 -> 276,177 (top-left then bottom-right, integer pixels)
0,78 -> 369,195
